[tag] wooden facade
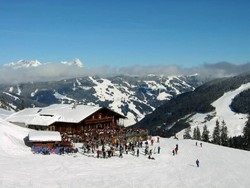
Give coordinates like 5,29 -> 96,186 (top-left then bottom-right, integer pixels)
48,108 -> 125,135
32,141 -> 60,148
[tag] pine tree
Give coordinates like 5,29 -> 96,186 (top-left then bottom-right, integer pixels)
193,127 -> 197,140
196,126 -> 201,140
20,99 -> 25,110
212,120 -> 221,145
222,120 -> 226,127
183,126 -> 192,139
202,124 -> 210,142
243,117 -> 250,150
228,137 -> 235,148
221,124 -> 229,146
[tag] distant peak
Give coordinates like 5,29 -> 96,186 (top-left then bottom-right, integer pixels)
61,58 -> 83,68
147,74 -> 156,77
4,60 -> 42,69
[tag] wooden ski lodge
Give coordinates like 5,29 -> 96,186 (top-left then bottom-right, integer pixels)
6,104 -> 148,145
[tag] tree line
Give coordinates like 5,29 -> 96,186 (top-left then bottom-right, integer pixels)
183,118 -> 250,151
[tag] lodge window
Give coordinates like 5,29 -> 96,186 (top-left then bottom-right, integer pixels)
49,126 -> 55,131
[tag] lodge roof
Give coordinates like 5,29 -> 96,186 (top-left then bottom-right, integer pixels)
29,131 -> 61,142
6,104 -> 126,127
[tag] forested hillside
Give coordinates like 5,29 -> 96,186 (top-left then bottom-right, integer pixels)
133,71 -> 250,137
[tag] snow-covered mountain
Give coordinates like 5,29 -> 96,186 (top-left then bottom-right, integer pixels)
61,58 -> 83,67
4,59 -> 42,69
0,117 -> 249,188
0,74 -> 202,126
3,58 -> 84,70
135,71 -> 250,138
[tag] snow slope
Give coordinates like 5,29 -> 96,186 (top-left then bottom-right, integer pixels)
180,83 -> 250,138
0,108 -> 13,119
0,117 -> 250,188
0,118 -> 31,156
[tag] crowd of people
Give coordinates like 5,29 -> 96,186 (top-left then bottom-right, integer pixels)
82,139 -> 144,158
31,134 -> 201,168
67,127 -> 148,144
30,128 -> 148,156
80,136 -> 162,160
31,145 -> 78,155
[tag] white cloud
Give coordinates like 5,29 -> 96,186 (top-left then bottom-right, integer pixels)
0,59 -> 250,84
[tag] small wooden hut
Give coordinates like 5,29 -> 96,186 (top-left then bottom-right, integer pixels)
28,130 -> 62,148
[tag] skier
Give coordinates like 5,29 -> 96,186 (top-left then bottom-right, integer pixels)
137,148 -> 139,157
151,139 -> 154,146
145,146 -> 148,155
97,150 -> 100,158
103,150 -> 106,159
119,145 -> 123,158
157,146 -> 161,154
172,149 -> 175,156
196,159 -> 199,167
125,148 -> 128,154
175,147 -> 178,155
175,144 -> 178,154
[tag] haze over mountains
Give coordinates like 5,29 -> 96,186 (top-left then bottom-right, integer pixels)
0,60 -> 250,138
1,59 -> 250,84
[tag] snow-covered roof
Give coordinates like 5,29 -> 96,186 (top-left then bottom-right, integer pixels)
6,107 -> 42,125
6,104 -> 119,126
38,104 -> 102,123
28,131 -> 61,142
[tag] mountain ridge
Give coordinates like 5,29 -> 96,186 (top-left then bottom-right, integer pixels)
133,71 -> 250,138
0,74 -> 202,126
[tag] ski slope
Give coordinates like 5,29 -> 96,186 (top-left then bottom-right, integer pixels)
181,83 -> 250,138
0,117 -> 250,188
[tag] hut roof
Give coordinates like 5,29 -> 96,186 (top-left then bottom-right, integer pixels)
29,131 -> 61,142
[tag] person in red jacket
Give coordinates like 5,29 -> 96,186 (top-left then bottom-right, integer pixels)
97,150 -> 100,158
175,147 -> 178,154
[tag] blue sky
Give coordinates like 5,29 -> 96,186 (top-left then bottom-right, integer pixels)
1,0 -> 250,68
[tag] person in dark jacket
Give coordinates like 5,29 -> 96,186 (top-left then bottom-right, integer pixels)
157,146 -> 161,154
148,155 -> 155,160
196,159 -> 199,167
172,149 -> 175,156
